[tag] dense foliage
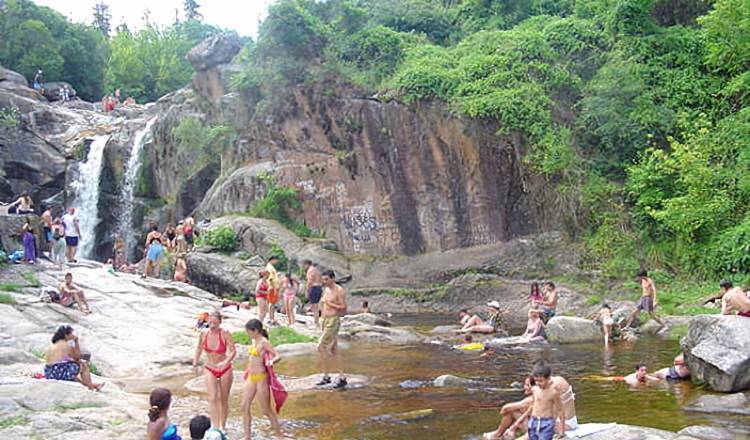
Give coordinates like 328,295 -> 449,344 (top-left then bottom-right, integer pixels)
230,0 -> 748,285
0,0 -> 220,102
248,174 -> 320,238
197,225 -> 237,252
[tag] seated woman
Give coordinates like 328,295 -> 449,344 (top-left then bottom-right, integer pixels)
173,253 -> 189,283
44,325 -> 102,390
458,301 -> 504,334
520,309 -> 546,342
8,194 -> 34,215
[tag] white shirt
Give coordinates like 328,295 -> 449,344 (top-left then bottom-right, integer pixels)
62,213 -> 79,237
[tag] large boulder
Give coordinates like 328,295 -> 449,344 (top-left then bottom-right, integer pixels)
0,214 -> 43,254
0,65 -> 27,85
187,34 -> 243,71
186,251 -> 258,296
545,316 -> 603,344
41,81 -> 77,102
683,392 -> 750,416
681,315 -> 750,392
0,79 -> 44,101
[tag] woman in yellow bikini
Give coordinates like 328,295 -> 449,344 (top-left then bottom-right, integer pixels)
240,319 -> 282,440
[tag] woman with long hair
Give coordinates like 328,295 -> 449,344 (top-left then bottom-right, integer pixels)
147,388 -> 181,440
281,271 -> 298,326
192,311 -> 236,431
240,319 -> 284,439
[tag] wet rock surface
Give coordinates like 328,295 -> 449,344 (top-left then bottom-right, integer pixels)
546,316 -> 603,344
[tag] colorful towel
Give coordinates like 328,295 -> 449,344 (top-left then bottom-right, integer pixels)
263,350 -> 288,413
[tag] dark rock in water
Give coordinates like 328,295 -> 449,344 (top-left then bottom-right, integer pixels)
187,34 -> 243,71
41,81 -> 77,102
683,392 -> 750,416
399,380 -> 426,389
433,374 -> 475,387
681,315 -> 750,392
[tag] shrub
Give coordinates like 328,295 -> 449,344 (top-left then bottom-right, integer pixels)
0,293 -> 17,304
198,226 -> 237,252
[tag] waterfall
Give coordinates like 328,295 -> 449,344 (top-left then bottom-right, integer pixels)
70,135 -> 109,259
118,116 -> 157,260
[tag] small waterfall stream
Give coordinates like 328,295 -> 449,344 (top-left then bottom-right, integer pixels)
118,117 -> 157,260
70,135 -> 109,259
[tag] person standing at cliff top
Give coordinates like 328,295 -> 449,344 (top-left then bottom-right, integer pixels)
265,255 -> 281,325
317,270 -> 348,389
62,207 -> 81,263
719,280 -> 750,317
302,259 -> 323,327
32,69 -> 44,91
620,270 -> 665,329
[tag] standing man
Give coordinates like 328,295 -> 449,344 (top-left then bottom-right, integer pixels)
302,259 -> 323,327
511,364 -> 565,440
40,206 -> 53,251
540,282 -> 558,323
265,255 -> 280,325
621,270 -> 665,329
317,270 -> 348,389
61,207 -> 81,263
719,280 -> 750,317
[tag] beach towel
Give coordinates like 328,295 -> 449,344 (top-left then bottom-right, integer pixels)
263,350 -> 288,413
565,423 -> 617,438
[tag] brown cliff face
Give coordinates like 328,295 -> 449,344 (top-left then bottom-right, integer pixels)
183,85 -> 562,256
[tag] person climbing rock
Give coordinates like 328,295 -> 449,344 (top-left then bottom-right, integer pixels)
317,270 -> 348,389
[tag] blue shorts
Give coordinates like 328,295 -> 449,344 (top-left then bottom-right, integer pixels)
44,227 -> 52,242
65,236 -> 79,247
308,285 -> 323,304
528,416 -> 555,440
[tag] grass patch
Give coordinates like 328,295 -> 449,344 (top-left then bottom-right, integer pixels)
232,327 -> 315,347
21,272 -> 41,287
88,362 -> 101,376
55,402 -> 102,411
666,323 -> 689,341
0,283 -> 23,293
30,348 -> 45,360
0,292 -> 17,304
0,415 -> 29,428
585,295 -> 602,306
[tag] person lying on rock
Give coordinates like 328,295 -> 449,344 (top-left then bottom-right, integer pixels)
719,280 -> 750,317
458,301 -> 505,334
44,325 -> 102,390
653,353 -> 690,381
520,309 -> 546,342
483,376 -> 534,439
59,272 -> 91,314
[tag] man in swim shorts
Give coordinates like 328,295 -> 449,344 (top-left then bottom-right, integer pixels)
317,269 -> 347,389
303,259 -> 323,326
719,280 -> 750,317
540,282 -> 558,323
621,270 -> 665,329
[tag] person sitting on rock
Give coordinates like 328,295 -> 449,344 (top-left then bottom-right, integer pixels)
458,301 -> 504,334
147,388 -> 180,440
483,376 -> 534,439
719,280 -> 750,317
520,309 -> 546,342
44,325 -> 102,390
540,281 -> 558,323
174,253 -> 189,283
8,193 -> 34,215
59,272 -> 91,314
361,301 -> 371,314
653,353 -> 690,381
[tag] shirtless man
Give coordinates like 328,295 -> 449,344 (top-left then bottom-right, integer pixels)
317,270 -> 347,389
540,282 -> 558,323
512,364 -> 564,440
483,376 -> 534,440
621,270 -> 665,329
719,280 -> 750,317
303,260 -> 323,326
623,364 -> 661,386
654,353 -> 690,381
59,272 -> 91,314
40,206 -> 53,250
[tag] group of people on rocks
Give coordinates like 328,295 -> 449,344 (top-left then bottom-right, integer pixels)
101,88 -> 136,112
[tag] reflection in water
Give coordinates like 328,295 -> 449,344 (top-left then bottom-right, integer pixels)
177,317 -> 732,439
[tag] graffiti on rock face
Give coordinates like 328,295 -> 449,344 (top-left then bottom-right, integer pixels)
343,202 -> 378,251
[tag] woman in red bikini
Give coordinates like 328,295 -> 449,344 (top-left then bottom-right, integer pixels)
193,311 -> 236,431
255,270 -> 271,324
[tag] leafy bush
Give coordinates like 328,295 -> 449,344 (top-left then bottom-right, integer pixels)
198,226 -> 237,252
248,175 -> 320,239
268,243 -> 289,273
0,293 -> 16,304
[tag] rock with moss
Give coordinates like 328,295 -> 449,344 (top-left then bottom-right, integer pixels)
545,316 -> 602,344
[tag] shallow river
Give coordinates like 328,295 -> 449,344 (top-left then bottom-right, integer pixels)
180,314 -> 744,439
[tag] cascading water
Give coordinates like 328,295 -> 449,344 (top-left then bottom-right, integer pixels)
70,135 -> 109,259
118,116 -> 157,260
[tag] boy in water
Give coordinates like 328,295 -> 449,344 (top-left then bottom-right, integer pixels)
512,364 -> 564,440
599,304 -> 614,346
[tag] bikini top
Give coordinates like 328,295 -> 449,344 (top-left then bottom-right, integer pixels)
249,344 -> 264,358
161,423 -> 181,440
202,331 -> 227,354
